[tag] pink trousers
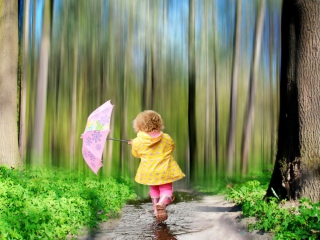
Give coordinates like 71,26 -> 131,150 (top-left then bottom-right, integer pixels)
149,183 -> 173,198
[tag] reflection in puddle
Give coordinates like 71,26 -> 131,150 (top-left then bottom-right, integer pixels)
124,191 -> 202,239
151,222 -> 177,240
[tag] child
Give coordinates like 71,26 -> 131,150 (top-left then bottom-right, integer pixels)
128,110 -> 185,222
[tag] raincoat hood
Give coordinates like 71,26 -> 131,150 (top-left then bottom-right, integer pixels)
136,131 -> 163,147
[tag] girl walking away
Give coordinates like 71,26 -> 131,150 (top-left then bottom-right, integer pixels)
128,110 -> 185,222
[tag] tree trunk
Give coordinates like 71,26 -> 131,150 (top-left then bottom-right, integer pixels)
32,0 -> 51,163
188,0 -> 197,185
142,47 -> 148,110
241,0 -> 266,175
69,43 -> 78,168
213,1 -> 219,178
204,0 -> 210,178
19,0 -> 30,160
106,0 -> 114,174
267,0 -> 320,202
141,0 -> 154,111
226,0 -> 242,176
268,1 -> 275,166
0,0 -> 22,167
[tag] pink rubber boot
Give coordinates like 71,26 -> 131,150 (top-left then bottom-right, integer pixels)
151,197 -> 160,216
156,195 -> 175,221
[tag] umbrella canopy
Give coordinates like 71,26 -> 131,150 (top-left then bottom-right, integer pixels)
81,100 -> 113,174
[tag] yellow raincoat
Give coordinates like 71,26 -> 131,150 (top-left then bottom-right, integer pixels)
131,131 -> 185,185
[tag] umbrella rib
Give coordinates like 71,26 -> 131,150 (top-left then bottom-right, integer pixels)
106,138 -> 130,142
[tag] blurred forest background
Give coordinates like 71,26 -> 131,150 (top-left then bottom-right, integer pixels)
18,0 -> 282,196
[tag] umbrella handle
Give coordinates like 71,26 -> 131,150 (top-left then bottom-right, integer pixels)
106,138 -> 130,142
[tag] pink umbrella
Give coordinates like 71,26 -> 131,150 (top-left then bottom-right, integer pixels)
81,100 -> 117,174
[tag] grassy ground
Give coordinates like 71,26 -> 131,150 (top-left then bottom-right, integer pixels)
0,166 -> 137,239
225,175 -> 320,240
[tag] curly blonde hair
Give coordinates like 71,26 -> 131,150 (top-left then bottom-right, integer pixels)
133,110 -> 164,133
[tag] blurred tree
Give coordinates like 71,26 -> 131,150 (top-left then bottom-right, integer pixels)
213,0 -> 219,178
105,0 -> 115,173
268,0 -> 281,163
226,0 -> 242,176
67,0 -> 81,168
204,0 -> 210,177
0,0 -> 22,167
268,1 -> 274,165
142,47 -> 149,110
50,0 -> 67,167
241,0 -> 266,175
19,0 -> 30,160
267,0 -> 320,202
32,0 -> 51,164
69,36 -> 78,168
26,0 -> 37,163
142,0 -> 154,111
118,0 -> 125,173
188,0 -> 197,185
160,0 -> 167,107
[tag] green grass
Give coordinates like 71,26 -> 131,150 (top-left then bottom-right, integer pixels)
0,165 -> 137,239
226,175 -> 320,240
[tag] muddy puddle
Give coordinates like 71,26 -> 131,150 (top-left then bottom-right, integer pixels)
78,192 -> 273,240
78,191 -> 207,239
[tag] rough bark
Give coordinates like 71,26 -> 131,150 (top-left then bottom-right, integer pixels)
0,0 -> 22,167
267,0 -> 320,202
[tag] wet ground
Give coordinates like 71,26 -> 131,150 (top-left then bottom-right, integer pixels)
78,192 -> 274,240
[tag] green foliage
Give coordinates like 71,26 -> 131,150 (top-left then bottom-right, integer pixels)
226,180 -> 267,205
0,165 -> 137,239
226,180 -> 320,240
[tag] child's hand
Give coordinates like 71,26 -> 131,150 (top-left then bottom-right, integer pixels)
128,140 -> 132,145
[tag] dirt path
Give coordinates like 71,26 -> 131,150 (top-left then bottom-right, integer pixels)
78,195 -> 274,240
